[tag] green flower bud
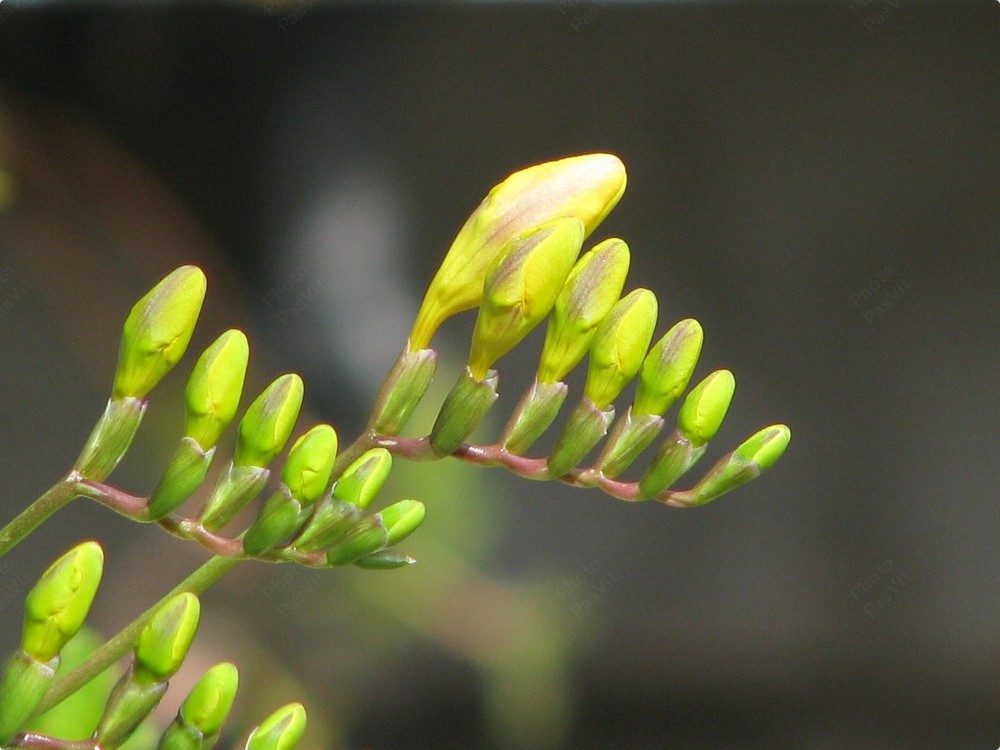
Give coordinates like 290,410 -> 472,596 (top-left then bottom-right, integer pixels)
74,396 -> 147,481
198,462 -> 270,533
23,542 -> 104,663
0,651 -> 58,743
676,370 -> 735,447
500,380 -> 568,455
185,330 -> 250,450
157,720 -> 202,750
584,289 -> 658,410
135,593 -> 200,684
245,703 -> 307,750
352,550 -> 416,570
242,487 -> 302,557
594,408 -> 664,479
325,517 -> 389,567
113,266 -> 207,399
333,447 -> 392,510
682,424 -> 791,505
538,238 -> 631,384
95,668 -> 167,749
234,374 -> 304,469
377,499 -> 426,546
637,429 -> 706,498
429,368 -> 499,457
410,153 -> 627,349
633,318 -> 704,416
468,217 -> 585,380
179,662 -> 239,740
281,424 -> 338,505
371,347 -> 437,436
147,438 -> 215,520
546,398 -> 615,479
292,498 -> 362,553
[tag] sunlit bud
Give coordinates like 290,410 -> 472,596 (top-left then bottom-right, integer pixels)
500,380 -> 568,455
325,517 -> 389,566
198,462 -> 270,533
633,319 -> 703,416
234,374 -> 304,469
682,424 -> 791,505
468,217 -> 585,380
546,398 -> 615,479
333,448 -> 393,510
22,542 -> 104,663
113,266 -> 207,399
371,347 -> 437,436
135,593 -> 201,684
178,662 -> 239,740
584,289 -> 658,409
291,498 -> 362,553
281,425 -> 338,505
377,499 -> 426,546
242,486 -> 302,557
245,703 -> 307,750
538,238 -> 630,384
0,652 -> 58,743
74,396 -> 147,481
185,330 -> 250,450
594,408 -> 664,479
676,370 -> 735,447
147,438 -> 215,520
353,550 -> 416,570
638,429 -> 706,498
429,368 -> 499,456
409,153 -> 627,349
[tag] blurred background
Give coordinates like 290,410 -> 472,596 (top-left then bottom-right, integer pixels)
0,2 -> 998,748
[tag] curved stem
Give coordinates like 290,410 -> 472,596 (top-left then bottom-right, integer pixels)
31,555 -> 242,718
0,474 -> 80,559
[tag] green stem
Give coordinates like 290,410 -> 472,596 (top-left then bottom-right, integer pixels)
0,475 -> 80,560
31,555 -> 241,718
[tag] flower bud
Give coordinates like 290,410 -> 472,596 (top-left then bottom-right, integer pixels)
292,498 -> 362,553
185,330 -> 250,450
281,424 -> 338,505
324,518 -> 389,567
638,429 -> 706,498
234,374 -> 304,469
584,289 -> 658,409
333,447 -> 393,510
468,217 -> 584,380
376,499 -> 426,546
676,370 -> 735,447
352,550 -> 416,570
245,703 -> 307,750
429,368 -> 499,456
538,238 -> 630,384
178,662 -> 239,739
409,153 -> 627,349
97,670 -> 167,749
23,542 -> 104,663
135,593 -> 201,684
242,486 -> 302,557
633,318 -> 703,416
681,424 -> 791,505
113,266 -> 207,399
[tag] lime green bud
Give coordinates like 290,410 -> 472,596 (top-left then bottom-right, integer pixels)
242,487 -> 303,557
333,447 -> 392,510
245,703 -> 307,750
538,238 -> 630,384
638,429 -> 706,498
74,396 -> 147,481
292,498 -> 362,553
352,550 -> 416,570
595,408 -> 664,479
584,289 -> 658,409
234,374 -> 304,469
377,499 -> 426,546
198,462 -> 270,533
113,266 -> 207,399
23,542 -> 104,663
500,380 -> 568,455
148,438 -> 215,520
179,662 -> 239,739
633,319 -> 704,416
324,518 -> 389,567
281,424 -> 338,505
185,330 -> 250,450
135,593 -> 200,683
371,347 -> 437,436
546,398 -> 615,479
0,651 -> 58,743
468,217 -> 585,380
410,153 -> 627,350
682,424 -> 791,505
429,368 -> 499,456
676,370 -> 735,447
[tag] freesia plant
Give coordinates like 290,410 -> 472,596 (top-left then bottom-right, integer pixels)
0,153 -> 789,749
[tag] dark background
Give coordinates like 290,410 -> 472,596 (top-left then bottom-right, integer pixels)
0,2 -> 998,749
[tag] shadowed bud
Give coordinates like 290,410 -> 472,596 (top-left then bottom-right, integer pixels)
538,238 -> 630,384
594,408 -> 664,479
333,447 -> 393,510
546,397 -> 615,479
74,397 -> 147,481
353,550 -> 416,570
638,429 -> 706,498
500,380 -> 569,454
291,498 -> 362,553
429,368 -> 499,456
242,486 -> 302,557
198,462 -> 270,533
185,330 -> 250,450
135,593 -> 200,684
234,374 -> 304,469
371,347 -> 437,436
409,153 -> 627,349
676,370 -> 735,446
377,499 -> 426,546
147,438 -> 215,520
468,217 -> 584,380
245,703 -> 307,750
633,319 -> 704,416
113,266 -> 207,399
585,289 -> 658,409
178,662 -> 239,740
324,518 -> 389,567
281,424 -> 338,505
96,669 -> 167,749
23,542 -> 104,663
0,652 -> 57,744
681,424 -> 791,505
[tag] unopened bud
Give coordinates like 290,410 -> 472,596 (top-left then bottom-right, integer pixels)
676,370 -> 735,447
633,318 -> 703,416
185,330 -> 250,450
584,289 -> 658,409
234,374 -> 304,469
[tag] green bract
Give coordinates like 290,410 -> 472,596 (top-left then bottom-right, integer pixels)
185,330 -> 250,450
135,593 -> 200,683
584,289 -> 658,409
113,266 -> 207,399
676,370 -> 736,446
234,374 -> 304,469
409,153 -> 627,350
